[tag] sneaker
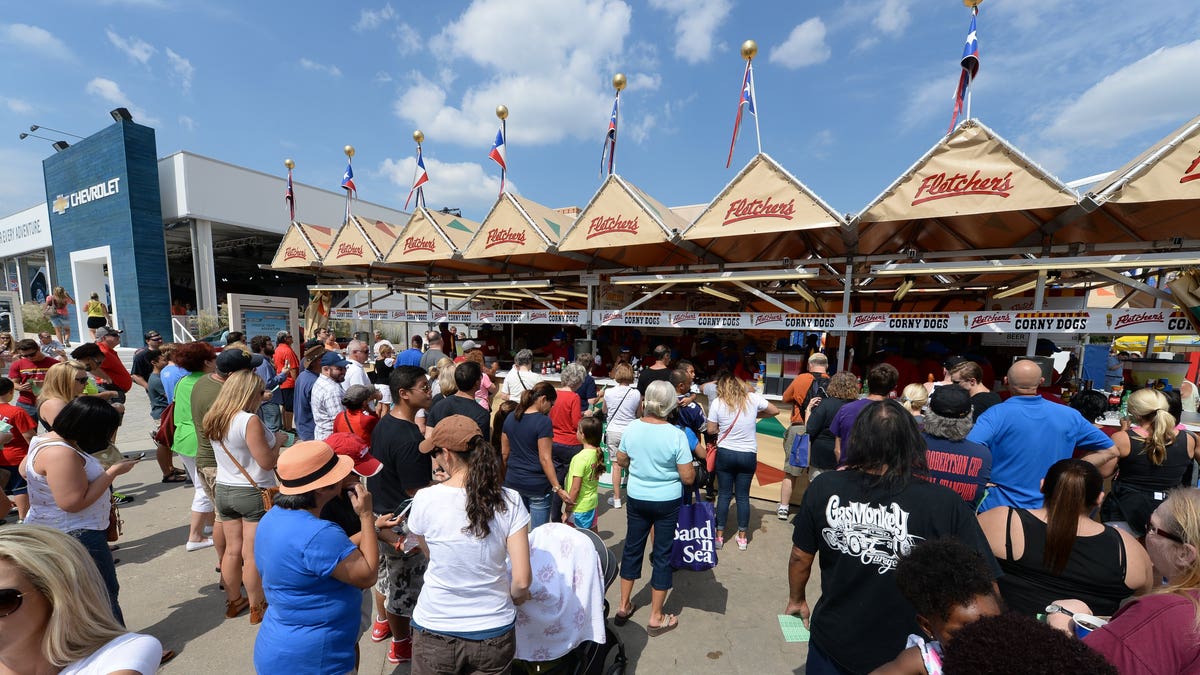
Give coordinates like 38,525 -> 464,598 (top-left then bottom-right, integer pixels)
387,638 -> 412,664
737,534 -> 748,551
370,617 -> 392,642
715,535 -> 724,550
777,505 -> 790,521
185,538 -> 214,552
112,492 -> 134,505
607,496 -> 623,509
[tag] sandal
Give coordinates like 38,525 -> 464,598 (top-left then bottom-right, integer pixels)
162,473 -> 188,483
613,602 -> 638,627
646,614 -> 679,637
160,649 -> 177,665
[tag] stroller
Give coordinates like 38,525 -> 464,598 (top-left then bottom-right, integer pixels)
512,525 -> 628,675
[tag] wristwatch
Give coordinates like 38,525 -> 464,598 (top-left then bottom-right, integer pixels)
1045,603 -> 1075,618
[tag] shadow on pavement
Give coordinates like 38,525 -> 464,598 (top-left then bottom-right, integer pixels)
115,523 -> 191,566
145,585 -> 233,666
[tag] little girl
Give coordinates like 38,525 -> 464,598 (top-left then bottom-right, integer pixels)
564,417 -> 604,531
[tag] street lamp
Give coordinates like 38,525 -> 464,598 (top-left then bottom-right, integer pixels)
30,124 -> 84,139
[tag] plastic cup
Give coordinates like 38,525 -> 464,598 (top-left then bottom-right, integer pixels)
1072,613 -> 1107,639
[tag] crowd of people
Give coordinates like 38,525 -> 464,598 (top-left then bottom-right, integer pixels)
3,318 -> 1200,674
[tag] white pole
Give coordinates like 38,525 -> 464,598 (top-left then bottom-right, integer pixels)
612,92 -> 620,175
750,61 -> 762,154
965,72 -> 973,121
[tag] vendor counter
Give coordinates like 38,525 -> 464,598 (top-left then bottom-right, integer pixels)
495,371 -> 805,506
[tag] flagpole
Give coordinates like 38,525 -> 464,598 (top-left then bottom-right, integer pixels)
741,40 -> 761,155
343,145 -> 354,224
965,1 -> 981,122
612,73 -> 625,175
284,158 -> 295,223
496,105 -> 508,194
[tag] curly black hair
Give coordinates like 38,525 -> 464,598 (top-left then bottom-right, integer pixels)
895,538 -> 997,622
941,613 -> 1117,674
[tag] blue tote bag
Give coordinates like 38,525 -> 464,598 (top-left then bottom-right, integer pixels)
671,488 -> 717,571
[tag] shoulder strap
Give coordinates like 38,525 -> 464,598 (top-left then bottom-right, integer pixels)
217,418 -> 261,490
718,404 -> 742,446
614,386 -> 633,412
1004,507 -> 1016,561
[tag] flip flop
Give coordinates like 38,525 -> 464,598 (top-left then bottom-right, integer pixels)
162,473 -> 188,483
160,649 -> 177,665
613,603 -> 638,627
646,614 -> 679,637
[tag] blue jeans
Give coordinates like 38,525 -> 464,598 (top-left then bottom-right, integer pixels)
715,449 -> 757,532
70,528 -> 124,626
258,403 -> 282,433
517,489 -> 552,529
620,496 -> 680,591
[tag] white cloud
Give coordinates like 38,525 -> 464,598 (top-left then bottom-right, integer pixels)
84,77 -> 158,124
179,115 -> 196,132
648,0 -> 731,64
2,97 -> 32,114
0,147 -> 52,215
874,0 -> 913,36
626,73 -> 661,92
626,112 -> 658,144
1044,40 -> 1200,145
105,29 -> 156,65
299,58 -> 342,78
374,71 -> 394,84
378,156 -> 513,216
770,18 -> 831,69
0,24 -> 73,60
394,22 -> 420,55
808,129 -> 835,159
354,3 -> 396,32
165,48 -> 194,93
899,74 -> 957,132
395,0 -> 635,147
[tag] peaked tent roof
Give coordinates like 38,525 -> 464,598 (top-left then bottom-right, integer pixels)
851,119 -> 1078,257
682,152 -> 848,262
355,216 -> 403,259
556,174 -> 699,268
383,207 -> 479,264
457,192 -> 585,273
1090,114 -> 1200,205
269,222 -> 337,269
324,217 -> 383,266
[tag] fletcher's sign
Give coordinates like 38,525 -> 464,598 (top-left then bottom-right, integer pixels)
403,236 -> 437,254
912,171 -> 1013,205
52,177 -> 121,215
587,214 -> 638,239
485,227 -> 526,249
723,197 -> 795,225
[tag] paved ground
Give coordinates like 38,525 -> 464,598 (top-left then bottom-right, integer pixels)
9,361 -> 818,674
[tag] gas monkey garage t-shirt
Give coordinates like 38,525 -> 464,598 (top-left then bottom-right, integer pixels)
792,470 -> 1001,674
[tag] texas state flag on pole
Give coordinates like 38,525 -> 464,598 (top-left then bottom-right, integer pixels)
599,94 -> 618,177
285,169 -> 295,222
488,126 -> 507,192
725,62 -> 756,168
405,148 -> 429,210
341,162 -> 357,198
948,12 -> 980,132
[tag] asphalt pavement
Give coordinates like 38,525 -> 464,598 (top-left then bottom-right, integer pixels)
7,358 -> 818,674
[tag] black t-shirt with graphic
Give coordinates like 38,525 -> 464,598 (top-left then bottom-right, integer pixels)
367,415 -> 430,514
793,469 -> 1001,674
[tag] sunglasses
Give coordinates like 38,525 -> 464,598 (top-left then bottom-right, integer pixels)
75,376 -> 90,383
407,384 -> 432,393
0,588 -> 24,617
1147,522 -> 1186,545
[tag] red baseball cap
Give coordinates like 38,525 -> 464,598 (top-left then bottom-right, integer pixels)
323,432 -> 383,477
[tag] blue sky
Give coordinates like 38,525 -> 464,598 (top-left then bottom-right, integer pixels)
2,0 -> 1200,225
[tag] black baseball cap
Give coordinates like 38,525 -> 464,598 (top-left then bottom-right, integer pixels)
144,330 -> 162,340
216,348 -> 263,374
929,385 -> 972,419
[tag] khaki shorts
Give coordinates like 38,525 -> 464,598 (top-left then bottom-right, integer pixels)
374,534 -> 427,618
198,467 -> 223,522
215,483 -> 268,522
413,626 -> 515,675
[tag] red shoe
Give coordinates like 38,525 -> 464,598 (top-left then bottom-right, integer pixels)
370,617 -> 392,642
387,638 -> 412,664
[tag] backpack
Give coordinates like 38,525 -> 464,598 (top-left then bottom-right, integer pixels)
800,373 -> 831,419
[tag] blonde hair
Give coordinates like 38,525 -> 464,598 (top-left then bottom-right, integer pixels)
610,362 -> 634,385
437,360 -> 458,396
53,286 -> 69,302
901,383 -> 928,414
716,373 -> 750,412
201,370 -> 264,441
38,362 -> 87,406
0,332 -> 12,350
1156,489 -> 1200,631
1128,388 -> 1177,465
0,525 -> 126,667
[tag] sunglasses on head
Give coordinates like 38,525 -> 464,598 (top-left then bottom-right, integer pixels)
1147,521 -> 1186,545
0,588 -> 24,617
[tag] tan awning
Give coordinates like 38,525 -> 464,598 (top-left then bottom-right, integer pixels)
384,207 -> 479,264
269,222 -> 335,269
460,192 -> 566,260
1091,115 -> 1200,205
356,216 -> 403,258
325,218 -> 383,266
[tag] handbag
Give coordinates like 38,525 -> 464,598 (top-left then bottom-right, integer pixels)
219,437 -> 279,512
671,486 -> 717,571
107,496 -> 123,543
786,430 -> 811,468
707,405 -> 741,473
42,299 -> 57,319
153,401 -> 177,447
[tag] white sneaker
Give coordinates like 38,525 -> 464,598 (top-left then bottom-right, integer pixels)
777,505 -> 790,521
185,538 -> 214,552
608,496 -> 623,509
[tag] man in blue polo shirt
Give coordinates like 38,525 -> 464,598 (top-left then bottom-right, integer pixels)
968,359 -> 1113,511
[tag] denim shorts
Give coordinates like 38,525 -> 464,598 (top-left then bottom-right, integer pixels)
0,465 -> 27,496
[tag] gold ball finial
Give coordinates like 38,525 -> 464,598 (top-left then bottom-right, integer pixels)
343,145 -> 355,158
612,73 -> 627,91
963,0 -> 983,7
740,39 -> 758,60
284,158 -> 294,170
412,130 -> 424,144
496,105 -> 509,120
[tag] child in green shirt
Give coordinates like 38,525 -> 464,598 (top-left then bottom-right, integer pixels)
565,417 -> 604,531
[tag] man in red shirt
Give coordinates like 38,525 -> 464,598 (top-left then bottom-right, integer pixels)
94,327 -> 132,403
7,339 -> 57,423
274,330 -> 300,433
0,376 -> 36,520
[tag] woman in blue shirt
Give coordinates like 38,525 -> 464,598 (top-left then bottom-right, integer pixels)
614,380 -> 696,637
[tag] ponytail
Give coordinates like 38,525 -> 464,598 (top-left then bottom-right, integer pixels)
1128,389 -> 1177,465
462,436 -> 507,538
514,381 -> 556,421
1041,459 -> 1102,574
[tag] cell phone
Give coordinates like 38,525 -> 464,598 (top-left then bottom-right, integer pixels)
392,499 -> 413,519
123,452 -> 146,461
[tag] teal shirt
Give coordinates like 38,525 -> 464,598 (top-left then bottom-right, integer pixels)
619,420 -> 691,502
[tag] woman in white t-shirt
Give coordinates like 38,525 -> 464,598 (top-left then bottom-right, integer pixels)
0,525 -> 162,675
706,373 -> 779,551
499,349 -> 543,402
408,415 -> 532,670
204,370 -> 287,624
601,363 -> 642,509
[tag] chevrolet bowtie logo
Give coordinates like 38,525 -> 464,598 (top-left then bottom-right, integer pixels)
52,195 -> 69,215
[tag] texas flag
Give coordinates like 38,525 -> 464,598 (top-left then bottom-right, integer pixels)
405,147 -> 429,210
949,12 -> 980,132
725,62 -> 757,168
488,126 -> 507,192
599,95 -> 619,177
341,162 -> 357,198
285,169 -> 295,222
